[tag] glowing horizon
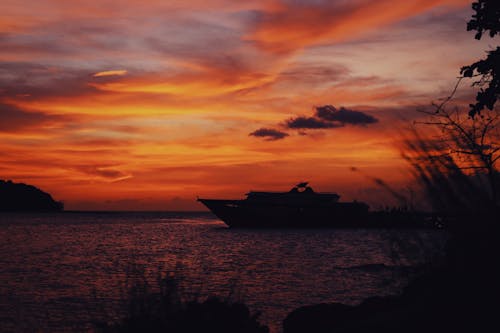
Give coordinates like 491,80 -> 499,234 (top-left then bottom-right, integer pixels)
0,0 -> 488,210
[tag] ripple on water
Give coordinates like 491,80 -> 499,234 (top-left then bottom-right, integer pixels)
0,212 -> 447,333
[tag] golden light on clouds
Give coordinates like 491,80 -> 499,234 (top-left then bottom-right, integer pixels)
93,70 -> 128,77
0,0 -> 485,210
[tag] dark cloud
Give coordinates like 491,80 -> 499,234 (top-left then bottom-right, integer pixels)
286,116 -> 340,129
249,127 -> 289,141
285,106 -> 378,131
286,105 -> 378,130
316,105 -> 378,125
252,105 -> 379,140
0,103 -> 67,132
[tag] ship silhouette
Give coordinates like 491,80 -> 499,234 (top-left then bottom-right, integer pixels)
198,183 -> 370,228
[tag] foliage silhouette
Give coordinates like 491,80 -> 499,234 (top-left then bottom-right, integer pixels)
96,272 -> 268,333
461,0 -> 500,117
281,2 -> 500,332
406,108 -> 500,215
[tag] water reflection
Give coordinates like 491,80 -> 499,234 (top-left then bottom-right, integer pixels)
0,213 -> 447,332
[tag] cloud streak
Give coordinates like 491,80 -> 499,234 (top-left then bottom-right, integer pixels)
93,70 -> 128,77
0,103 -> 68,132
247,0 -> 470,54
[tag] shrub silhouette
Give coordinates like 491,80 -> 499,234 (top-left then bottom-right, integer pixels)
96,273 -> 268,333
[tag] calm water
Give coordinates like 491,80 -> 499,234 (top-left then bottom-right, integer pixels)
0,212 -> 447,332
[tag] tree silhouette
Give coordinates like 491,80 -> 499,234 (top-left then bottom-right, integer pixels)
405,1 -> 500,213
460,0 -> 500,117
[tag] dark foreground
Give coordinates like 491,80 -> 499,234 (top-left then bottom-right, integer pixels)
284,216 -> 500,332
98,215 -> 500,333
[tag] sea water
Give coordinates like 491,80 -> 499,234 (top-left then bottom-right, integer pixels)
0,212 -> 447,332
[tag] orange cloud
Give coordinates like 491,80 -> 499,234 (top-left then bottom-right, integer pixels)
93,70 -> 128,77
247,0 -> 470,54
0,0 -> 483,210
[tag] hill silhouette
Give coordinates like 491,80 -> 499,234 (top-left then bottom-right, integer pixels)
0,179 -> 63,211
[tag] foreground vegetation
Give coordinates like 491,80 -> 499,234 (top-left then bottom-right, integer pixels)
95,273 -> 268,333
283,1 -> 500,331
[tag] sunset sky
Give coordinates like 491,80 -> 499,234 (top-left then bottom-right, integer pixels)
0,0 -> 491,210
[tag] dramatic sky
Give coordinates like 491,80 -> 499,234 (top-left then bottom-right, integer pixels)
0,0 -> 491,210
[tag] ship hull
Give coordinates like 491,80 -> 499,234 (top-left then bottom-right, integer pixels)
198,198 -> 371,228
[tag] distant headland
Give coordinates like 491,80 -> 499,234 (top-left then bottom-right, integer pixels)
0,180 -> 64,212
